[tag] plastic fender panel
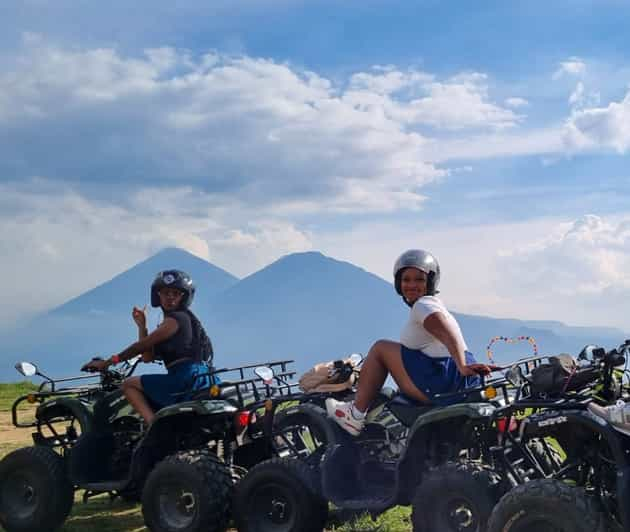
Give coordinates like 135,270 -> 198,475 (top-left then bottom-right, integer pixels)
410,402 -> 495,430
153,399 -> 238,420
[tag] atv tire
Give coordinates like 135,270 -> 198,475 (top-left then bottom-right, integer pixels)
233,457 -> 328,532
487,479 -> 606,532
141,448 -> 233,532
411,460 -> 504,532
0,446 -> 74,532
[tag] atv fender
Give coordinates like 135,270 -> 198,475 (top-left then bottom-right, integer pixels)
36,397 -> 94,434
396,402 -> 496,501
405,402 -> 495,448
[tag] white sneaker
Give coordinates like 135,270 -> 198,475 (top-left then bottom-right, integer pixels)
325,398 -> 365,436
588,401 -> 630,436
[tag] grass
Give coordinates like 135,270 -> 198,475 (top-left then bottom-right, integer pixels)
0,382 -> 37,411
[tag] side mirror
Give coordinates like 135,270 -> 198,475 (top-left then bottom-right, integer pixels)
15,362 -> 38,377
505,365 -> 525,387
255,366 -> 274,385
349,353 -> 363,366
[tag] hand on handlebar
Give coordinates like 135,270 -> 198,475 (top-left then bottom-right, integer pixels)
460,363 -> 500,377
81,358 -> 110,373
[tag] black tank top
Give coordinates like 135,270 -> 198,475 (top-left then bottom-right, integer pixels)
153,311 -> 195,367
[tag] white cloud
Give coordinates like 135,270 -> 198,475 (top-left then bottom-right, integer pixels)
552,57 -> 586,80
563,91 -> 630,153
494,214 -> 630,328
1,38 -> 520,214
346,70 -> 522,130
314,214 -> 630,330
504,97 -> 529,108
0,37 -> 521,210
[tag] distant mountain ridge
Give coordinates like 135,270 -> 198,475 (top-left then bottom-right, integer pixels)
0,248 -> 627,381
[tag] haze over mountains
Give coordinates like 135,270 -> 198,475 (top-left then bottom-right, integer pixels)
1,248 -> 626,381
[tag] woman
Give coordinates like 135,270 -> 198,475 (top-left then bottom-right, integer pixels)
82,269 -> 213,425
327,249 -> 493,436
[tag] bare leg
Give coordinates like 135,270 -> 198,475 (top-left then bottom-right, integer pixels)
121,376 -> 156,425
354,340 -> 430,412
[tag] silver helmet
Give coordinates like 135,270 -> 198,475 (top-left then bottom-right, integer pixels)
393,249 -> 440,297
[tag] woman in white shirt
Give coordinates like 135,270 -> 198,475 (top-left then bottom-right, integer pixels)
327,249 -> 493,436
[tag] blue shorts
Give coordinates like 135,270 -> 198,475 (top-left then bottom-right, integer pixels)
141,361 -> 215,409
400,346 -> 481,406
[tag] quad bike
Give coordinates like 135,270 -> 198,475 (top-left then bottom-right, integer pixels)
0,357 -> 296,532
233,342 -> 630,532
485,340 -> 630,532
233,360 -> 519,532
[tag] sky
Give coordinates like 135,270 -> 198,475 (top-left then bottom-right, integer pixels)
2,0 -> 630,331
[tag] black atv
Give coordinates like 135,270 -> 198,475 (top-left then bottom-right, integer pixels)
485,340 -> 630,532
233,363 -> 515,532
0,357 -> 296,532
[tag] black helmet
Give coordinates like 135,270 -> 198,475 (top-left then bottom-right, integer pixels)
151,270 -> 195,309
393,249 -> 440,299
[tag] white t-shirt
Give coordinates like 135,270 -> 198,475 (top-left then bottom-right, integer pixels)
400,296 -> 468,358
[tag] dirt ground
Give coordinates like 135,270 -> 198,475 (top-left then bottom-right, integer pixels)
0,409 -> 34,445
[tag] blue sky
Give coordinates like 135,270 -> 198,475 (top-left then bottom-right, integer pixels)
2,0 -> 630,331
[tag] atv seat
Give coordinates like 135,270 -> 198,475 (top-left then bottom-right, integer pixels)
387,394 -> 434,427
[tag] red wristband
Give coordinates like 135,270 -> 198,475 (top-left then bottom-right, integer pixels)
111,354 -> 121,364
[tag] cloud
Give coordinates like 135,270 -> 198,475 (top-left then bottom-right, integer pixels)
562,90 -> 630,153
552,57 -> 586,80
315,214 -> 630,330
494,214 -> 630,328
346,70 -> 522,130
504,97 -> 529,108
0,36 -> 524,216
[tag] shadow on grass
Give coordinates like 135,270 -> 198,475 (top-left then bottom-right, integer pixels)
62,495 -> 146,532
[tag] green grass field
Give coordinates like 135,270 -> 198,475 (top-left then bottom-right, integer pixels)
0,383 -> 411,532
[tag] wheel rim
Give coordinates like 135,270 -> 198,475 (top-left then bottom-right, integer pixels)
249,481 -> 298,532
1,471 -> 41,521
444,497 -> 479,531
157,481 -> 198,530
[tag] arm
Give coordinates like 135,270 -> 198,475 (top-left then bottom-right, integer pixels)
423,312 -> 491,376
132,306 -> 153,362
83,318 -> 179,371
137,322 -> 155,362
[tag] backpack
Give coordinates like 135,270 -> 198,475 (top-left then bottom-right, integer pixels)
529,354 -> 577,396
299,357 -> 359,393
186,310 -> 214,365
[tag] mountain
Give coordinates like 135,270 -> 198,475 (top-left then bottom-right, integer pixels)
1,248 -> 627,381
55,247 -> 238,316
0,248 -> 238,378
202,251 -> 407,368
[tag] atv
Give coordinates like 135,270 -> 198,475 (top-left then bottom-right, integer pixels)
233,361 -> 517,532
485,340 -> 630,532
0,357 -> 297,532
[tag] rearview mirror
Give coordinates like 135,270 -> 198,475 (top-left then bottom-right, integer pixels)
255,366 -> 274,385
15,362 -> 38,377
